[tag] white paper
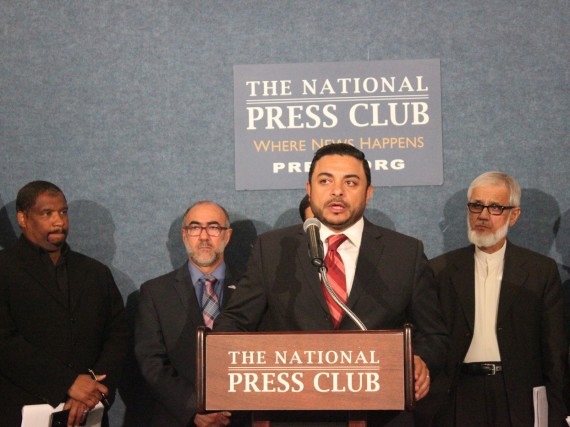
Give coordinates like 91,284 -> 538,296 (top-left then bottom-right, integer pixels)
21,402 -> 104,427
533,385 -> 548,427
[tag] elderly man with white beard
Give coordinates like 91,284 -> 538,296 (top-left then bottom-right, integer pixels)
426,171 -> 568,427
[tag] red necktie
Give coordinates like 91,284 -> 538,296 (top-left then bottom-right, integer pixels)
322,234 -> 348,329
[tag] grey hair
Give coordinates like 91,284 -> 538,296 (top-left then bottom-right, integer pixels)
467,171 -> 521,207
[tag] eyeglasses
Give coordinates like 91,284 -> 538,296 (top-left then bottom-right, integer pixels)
183,224 -> 228,237
467,202 -> 515,216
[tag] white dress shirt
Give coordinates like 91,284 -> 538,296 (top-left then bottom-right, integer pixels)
463,242 -> 507,362
319,217 -> 364,296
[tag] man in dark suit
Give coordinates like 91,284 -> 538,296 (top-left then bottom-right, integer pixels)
0,180 -> 128,427
135,201 -> 247,427
215,144 -> 448,425
430,171 -> 568,426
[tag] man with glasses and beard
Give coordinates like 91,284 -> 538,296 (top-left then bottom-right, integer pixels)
429,171 -> 568,426
135,201 -> 247,426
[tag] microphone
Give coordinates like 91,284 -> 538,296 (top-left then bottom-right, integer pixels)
303,218 -> 324,268
303,218 -> 367,331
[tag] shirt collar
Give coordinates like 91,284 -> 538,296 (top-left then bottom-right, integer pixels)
319,217 -> 364,249
474,240 -> 507,267
20,234 -> 70,259
189,261 -> 226,286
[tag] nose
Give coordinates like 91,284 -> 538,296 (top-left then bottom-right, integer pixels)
331,181 -> 344,196
53,211 -> 65,225
477,208 -> 491,220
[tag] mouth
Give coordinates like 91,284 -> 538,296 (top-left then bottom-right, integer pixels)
327,199 -> 347,214
48,230 -> 66,238
472,223 -> 490,232
47,231 -> 66,246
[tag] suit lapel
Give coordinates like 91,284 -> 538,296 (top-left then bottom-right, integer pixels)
177,263 -> 240,327
221,272 -> 238,310
497,242 -> 528,323
446,243 -> 527,331
68,253 -> 87,312
16,240 -> 69,308
348,220 -> 384,308
173,263 -> 203,326
450,247 -> 476,332
296,227 -> 332,319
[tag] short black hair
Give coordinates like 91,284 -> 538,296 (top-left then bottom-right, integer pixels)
16,181 -> 65,213
299,194 -> 311,221
308,144 -> 371,187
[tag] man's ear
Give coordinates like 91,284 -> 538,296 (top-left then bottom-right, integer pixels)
224,228 -> 233,244
16,211 -> 26,230
509,207 -> 521,227
365,185 -> 374,203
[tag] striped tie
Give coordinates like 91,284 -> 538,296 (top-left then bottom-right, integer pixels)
322,234 -> 348,329
201,275 -> 219,329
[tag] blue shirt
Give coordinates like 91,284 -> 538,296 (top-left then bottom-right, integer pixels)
188,262 -> 226,309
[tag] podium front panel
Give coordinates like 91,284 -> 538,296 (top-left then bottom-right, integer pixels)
199,330 -> 408,411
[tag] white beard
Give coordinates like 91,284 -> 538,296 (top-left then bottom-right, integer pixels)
468,219 -> 509,249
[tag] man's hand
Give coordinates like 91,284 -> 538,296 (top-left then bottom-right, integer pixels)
63,397 -> 89,427
67,374 -> 108,409
414,355 -> 430,401
194,411 -> 232,426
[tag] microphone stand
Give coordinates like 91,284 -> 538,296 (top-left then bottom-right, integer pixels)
320,265 -> 367,331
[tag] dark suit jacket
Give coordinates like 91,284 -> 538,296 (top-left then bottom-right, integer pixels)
0,236 -> 128,427
135,262 -> 245,427
430,241 -> 568,426
214,220 -> 448,425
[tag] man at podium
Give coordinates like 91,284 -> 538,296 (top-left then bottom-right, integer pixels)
215,144 -> 448,426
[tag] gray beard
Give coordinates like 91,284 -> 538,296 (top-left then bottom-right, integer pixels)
184,242 -> 224,268
467,220 -> 509,249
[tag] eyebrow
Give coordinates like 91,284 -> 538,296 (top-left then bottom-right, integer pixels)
317,172 -> 361,180
470,199 -> 506,205
343,174 -> 361,180
187,221 -> 222,226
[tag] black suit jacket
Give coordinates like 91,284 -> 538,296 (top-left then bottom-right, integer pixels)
214,220 -> 448,425
135,262 -> 244,427
431,241 -> 568,426
0,236 -> 128,427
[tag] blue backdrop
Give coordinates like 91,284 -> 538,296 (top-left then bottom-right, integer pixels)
1,1 -> 568,425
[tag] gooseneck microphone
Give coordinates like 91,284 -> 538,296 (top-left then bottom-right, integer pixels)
303,217 -> 367,331
303,218 -> 325,268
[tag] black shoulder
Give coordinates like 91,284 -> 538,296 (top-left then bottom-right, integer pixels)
140,267 -> 183,291
429,246 -> 473,273
67,249 -> 111,272
505,241 -> 558,268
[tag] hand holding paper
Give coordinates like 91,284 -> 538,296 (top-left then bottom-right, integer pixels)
67,374 -> 108,409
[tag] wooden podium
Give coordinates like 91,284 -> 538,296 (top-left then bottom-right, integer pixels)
197,325 -> 414,426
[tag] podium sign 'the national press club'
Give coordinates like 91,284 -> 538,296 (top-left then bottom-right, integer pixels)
203,331 -> 407,411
